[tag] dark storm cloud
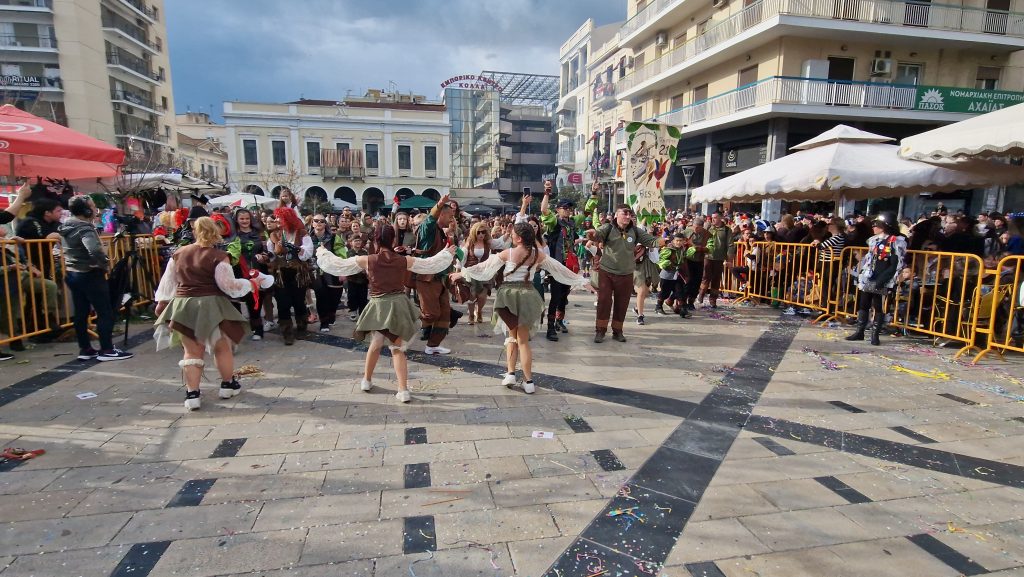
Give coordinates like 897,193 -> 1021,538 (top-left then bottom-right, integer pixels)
166,0 -> 623,119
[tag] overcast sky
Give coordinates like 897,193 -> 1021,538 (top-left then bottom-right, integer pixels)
166,0 -> 624,121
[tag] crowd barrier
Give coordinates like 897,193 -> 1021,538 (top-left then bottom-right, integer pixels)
972,255 -> 1024,363
0,234 -> 162,348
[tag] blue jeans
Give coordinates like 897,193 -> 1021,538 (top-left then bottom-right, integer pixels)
65,269 -> 114,352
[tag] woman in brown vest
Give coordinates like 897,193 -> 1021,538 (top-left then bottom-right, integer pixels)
153,217 -> 275,411
461,221 -> 511,325
316,225 -> 456,402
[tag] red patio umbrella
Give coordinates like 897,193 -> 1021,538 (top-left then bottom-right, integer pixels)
0,104 -> 125,180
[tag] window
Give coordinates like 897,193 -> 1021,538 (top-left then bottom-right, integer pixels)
693,84 -> 709,102
671,93 -> 687,110
424,146 -> 437,171
976,66 -> 1000,90
242,139 -> 257,166
161,96 -> 168,111
337,142 -> 349,153
738,65 -> 758,88
895,63 -> 922,85
673,32 -> 687,48
398,145 -> 411,170
632,106 -> 643,121
272,140 -> 286,166
306,141 -> 320,168
634,53 -> 645,69
365,143 -> 379,169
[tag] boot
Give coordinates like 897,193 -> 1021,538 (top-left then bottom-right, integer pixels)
655,300 -> 666,315
845,311 -> 868,341
419,327 -> 431,341
556,319 -> 568,333
870,319 -> 883,346
296,319 -> 308,334
449,309 -> 464,329
546,322 -> 559,342
281,320 -> 296,346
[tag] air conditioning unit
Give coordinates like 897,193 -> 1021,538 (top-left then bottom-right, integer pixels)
655,32 -> 668,47
627,56 -> 635,68
112,103 -> 122,111
871,58 -> 893,76
713,0 -> 728,8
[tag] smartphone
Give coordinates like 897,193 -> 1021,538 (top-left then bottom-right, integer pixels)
522,187 -> 531,196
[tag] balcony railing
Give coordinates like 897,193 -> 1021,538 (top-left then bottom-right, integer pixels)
618,0 -> 1024,97
557,114 -> 577,131
0,0 -> 52,8
593,82 -> 617,105
102,12 -> 159,51
557,141 -> 576,165
106,49 -> 161,82
0,33 -> 56,49
116,129 -> 167,143
320,148 -> 365,178
110,89 -> 156,110
621,0 -> 681,39
119,0 -> 157,20
656,76 -> 1024,127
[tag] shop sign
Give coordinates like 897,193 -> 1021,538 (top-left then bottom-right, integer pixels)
721,144 -> 767,174
440,74 -> 503,92
915,87 -> 1024,114
0,75 -> 42,88
568,172 -> 583,184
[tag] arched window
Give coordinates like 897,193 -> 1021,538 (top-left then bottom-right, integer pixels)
334,186 -> 357,205
395,188 -> 415,201
270,185 -> 283,198
422,188 -> 440,201
363,187 -> 385,213
305,186 -> 328,203
244,185 -> 265,196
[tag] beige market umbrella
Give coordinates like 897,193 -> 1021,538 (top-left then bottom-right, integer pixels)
900,102 -> 1024,160
692,125 -> 1024,205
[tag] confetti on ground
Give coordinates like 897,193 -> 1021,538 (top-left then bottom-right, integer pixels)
235,364 -> 264,378
711,365 -> 742,374
438,366 -> 463,375
890,365 -> 951,380
801,347 -> 845,371
707,311 -> 739,323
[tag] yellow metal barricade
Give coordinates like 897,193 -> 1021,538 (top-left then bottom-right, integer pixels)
817,246 -> 866,325
972,255 -> 1024,363
890,250 -> 985,349
102,233 -> 162,308
743,241 -> 831,314
720,242 -> 749,300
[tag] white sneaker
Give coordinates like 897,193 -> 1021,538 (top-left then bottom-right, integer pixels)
360,379 -> 372,392
522,381 -> 536,394
251,334 -> 262,341
264,320 -> 278,331
395,390 -> 411,403
501,373 -> 517,387
424,346 -> 451,355
184,391 -> 201,411
783,307 -> 797,315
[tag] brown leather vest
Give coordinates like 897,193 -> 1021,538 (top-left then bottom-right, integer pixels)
367,251 -> 408,297
174,245 -> 229,298
464,243 -> 490,268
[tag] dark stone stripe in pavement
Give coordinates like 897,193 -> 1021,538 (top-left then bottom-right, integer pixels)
404,463 -> 431,489
108,540 -> 171,577
907,533 -> 989,576
305,331 -> 1024,492
543,319 -> 801,576
165,479 -> 216,508
209,438 -> 246,458
564,414 -> 594,433
744,415 -> 1024,489
814,475 -> 872,504
938,393 -> 979,406
752,436 -> 796,456
890,426 -> 938,444
590,449 -> 625,471
0,329 -> 154,409
828,400 -> 866,413
405,427 -> 427,445
685,561 -> 728,577
403,515 -> 437,554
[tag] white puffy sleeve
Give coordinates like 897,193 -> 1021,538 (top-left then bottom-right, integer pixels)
215,261 -> 266,298
461,253 -> 506,282
410,249 -> 455,274
154,257 -> 178,302
540,255 -> 588,288
490,236 -> 511,250
316,246 -> 365,277
298,234 -> 314,261
514,212 -> 529,224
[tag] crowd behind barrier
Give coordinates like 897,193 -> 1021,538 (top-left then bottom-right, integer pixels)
2,202 -> 1023,364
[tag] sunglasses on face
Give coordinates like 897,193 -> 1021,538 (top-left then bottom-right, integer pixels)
313,219 -> 326,223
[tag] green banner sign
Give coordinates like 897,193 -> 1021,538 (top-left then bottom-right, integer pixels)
915,86 -> 1024,114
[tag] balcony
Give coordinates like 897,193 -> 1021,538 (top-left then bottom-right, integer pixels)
618,0 -> 1024,101
593,82 -> 617,109
102,12 -> 160,54
320,148 -> 365,179
656,76 -> 1020,134
557,142 -> 576,167
613,127 -> 627,150
116,130 -> 168,146
110,89 -> 161,114
499,145 -> 512,160
0,0 -> 52,11
116,0 -> 157,23
106,49 -> 161,84
0,33 -> 57,51
556,114 -> 577,135
620,0 -> 686,48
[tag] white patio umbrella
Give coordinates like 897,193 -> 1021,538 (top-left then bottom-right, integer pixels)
206,192 -> 280,209
692,125 -> 1024,206
900,102 -> 1024,160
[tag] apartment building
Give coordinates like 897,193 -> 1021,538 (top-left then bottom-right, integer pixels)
222,90 -> 450,214
176,111 -> 226,183
605,0 -> 1024,214
0,0 -> 176,161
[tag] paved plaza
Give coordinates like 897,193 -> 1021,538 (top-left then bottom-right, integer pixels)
0,298 -> 1023,577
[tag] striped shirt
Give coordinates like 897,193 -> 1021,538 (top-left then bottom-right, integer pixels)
819,233 -> 846,261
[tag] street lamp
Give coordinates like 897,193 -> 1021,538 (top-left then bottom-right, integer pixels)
681,165 -> 695,213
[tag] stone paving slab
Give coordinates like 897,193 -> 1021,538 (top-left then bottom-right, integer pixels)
0,299 -> 1022,576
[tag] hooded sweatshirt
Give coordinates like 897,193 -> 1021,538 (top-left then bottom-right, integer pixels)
59,217 -> 109,273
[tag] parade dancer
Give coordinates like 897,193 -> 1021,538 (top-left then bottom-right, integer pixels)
415,193 -> 458,354
153,217 -> 275,411
847,212 -> 906,346
539,180 -> 596,341
266,207 -> 314,345
588,205 -> 663,343
657,233 -> 692,317
461,221 -> 511,325
316,225 -> 456,402
451,223 -> 592,394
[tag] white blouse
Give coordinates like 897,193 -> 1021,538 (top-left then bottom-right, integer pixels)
154,258 -> 275,302
461,252 -> 588,288
316,247 -> 455,278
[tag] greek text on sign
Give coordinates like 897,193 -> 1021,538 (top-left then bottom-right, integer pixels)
624,122 -> 680,226
440,75 -> 503,92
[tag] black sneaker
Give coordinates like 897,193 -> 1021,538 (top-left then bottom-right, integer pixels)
687,304 -> 696,311
97,349 -> 133,362
77,348 -> 99,361
184,389 -> 201,411
9,340 -> 25,352
0,350 -> 13,362
594,333 -> 605,343
636,315 -> 645,326
219,378 -> 242,399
